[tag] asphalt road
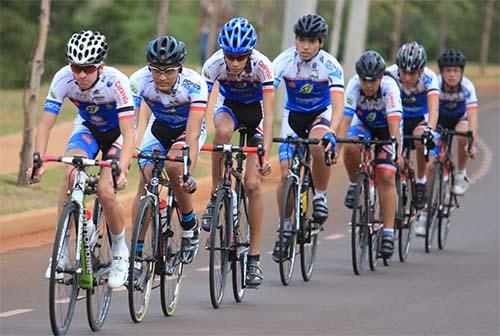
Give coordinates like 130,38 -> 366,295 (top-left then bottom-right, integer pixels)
1,91 -> 498,336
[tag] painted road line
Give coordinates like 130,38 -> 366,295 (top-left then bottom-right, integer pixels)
323,233 -> 345,240
469,136 -> 493,185
0,309 -> 34,318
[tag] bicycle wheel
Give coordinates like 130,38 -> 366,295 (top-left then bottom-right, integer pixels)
300,178 -> 318,282
209,189 -> 232,308
278,177 -> 298,285
369,185 -> 383,270
49,201 -> 80,336
398,176 -> 415,262
232,187 -> 249,303
128,196 -> 157,323
426,164 -> 441,253
438,169 -> 453,250
351,174 -> 369,275
86,200 -> 113,331
160,200 -> 184,316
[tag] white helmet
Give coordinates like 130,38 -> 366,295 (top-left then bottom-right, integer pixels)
66,30 -> 108,65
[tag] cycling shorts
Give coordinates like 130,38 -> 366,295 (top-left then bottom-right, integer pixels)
214,94 -> 264,138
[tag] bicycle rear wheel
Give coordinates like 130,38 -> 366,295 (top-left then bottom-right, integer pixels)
426,164 -> 441,253
398,176 -> 415,262
278,177 -> 298,285
160,200 -> 184,316
300,178 -> 318,282
128,196 -> 157,323
209,189 -> 232,308
86,200 -> 113,331
232,187 -> 249,302
351,174 -> 369,275
438,169 -> 453,250
49,201 -> 80,336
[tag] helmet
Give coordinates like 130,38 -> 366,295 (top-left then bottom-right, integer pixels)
218,17 -> 257,55
356,51 -> 386,80
66,30 -> 108,65
146,36 -> 186,66
396,41 -> 427,72
438,49 -> 466,69
293,14 -> 329,40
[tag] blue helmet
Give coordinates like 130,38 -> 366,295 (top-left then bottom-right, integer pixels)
218,17 -> 257,55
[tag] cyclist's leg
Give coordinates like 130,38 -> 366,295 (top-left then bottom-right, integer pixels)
276,108 -> 296,218
407,117 -> 428,209
454,117 -> 470,194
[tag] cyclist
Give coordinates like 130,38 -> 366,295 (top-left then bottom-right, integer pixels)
271,13 -> 344,261
29,30 -> 135,288
435,49 -> 478,195
201,17 -> 274,287
130,36 -> 207,265
337,51 -> 403,258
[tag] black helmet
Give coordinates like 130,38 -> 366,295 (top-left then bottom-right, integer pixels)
293,14 -> 329,40
396,41 -> 427,72
438,49 -> 466,69
146,36 -> 186,66
356,51 -> 386,80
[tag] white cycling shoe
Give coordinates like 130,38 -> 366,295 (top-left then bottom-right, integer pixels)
108,252 -> 129,289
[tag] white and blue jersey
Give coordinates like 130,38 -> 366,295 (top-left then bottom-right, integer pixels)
273,47 -> 344,113
44,65 -> 134,131
387,64 -> 439,119
201,49 -> 274,103
437,75 -> 478,119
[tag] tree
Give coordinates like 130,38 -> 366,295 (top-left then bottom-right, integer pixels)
157,0 -> 170,36
343,0 -> 370,79
438,0 -> 450,52
390,0 -> 405,63
329,0 -> 345,58
480,0 -> 495,75
18,0 -> 51,186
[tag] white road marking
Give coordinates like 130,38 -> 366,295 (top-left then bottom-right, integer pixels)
196,265 -> 221,272
0,309 -> 34,317
323,233 -> 345,240
469,136 -> 493,185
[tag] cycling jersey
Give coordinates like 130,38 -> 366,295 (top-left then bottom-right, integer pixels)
344,75 -> 402,129
437,75 -> 478,118
130,66 -> 208,128
273,47 -> 344,113
201,49 -> 274,103
386,64 -> 439,118
44,65 -> 134,132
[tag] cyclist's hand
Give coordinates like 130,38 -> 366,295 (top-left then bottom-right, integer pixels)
180,175 -> 197,193
27,166 -> 44,184
258,158 -> 272,176
396,156 -> 404,169
423,127 -> 436,149
322,130 -> 336,152
116,173 -> 127,191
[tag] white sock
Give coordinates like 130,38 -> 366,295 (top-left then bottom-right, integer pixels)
349,181 -> 357,187
314,189 -> 327,200
416,176 -> 427,184
457,169 -> 466,176
111,229 -> 128,257
383,228 -> 394,236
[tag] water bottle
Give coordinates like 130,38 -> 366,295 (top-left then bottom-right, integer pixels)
160,199 -> 168,232
230,189 -> 238,224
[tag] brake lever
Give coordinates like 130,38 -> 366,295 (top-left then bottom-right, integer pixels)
111,160 -> 121,190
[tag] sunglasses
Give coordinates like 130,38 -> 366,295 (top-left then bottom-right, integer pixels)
70,64 -> 100,74
148,65 -> 181,76
224,53 -> 250,62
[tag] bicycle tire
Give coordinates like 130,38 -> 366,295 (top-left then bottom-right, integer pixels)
438,169 -> 453,249
160,200 -> 184,316
128,196 -> 157,323
278,177 -> 298,285
209,189 -> 232,308
426,164 -> 441,253
49,201 -> 80,336
232,187 -> 249,302
398,175 -> 415,262
300,177 -> 318,282
368,184 -> 382,271
86,200 -> 113,331
351,174 -> 369,275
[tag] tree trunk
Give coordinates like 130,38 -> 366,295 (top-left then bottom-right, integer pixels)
18,0 -> 51,186
254,0 -> 265,47
281,0 -> 318,50
157,0 -> 170,36
343,0 -> 370,79
390,0 -> 405,63
438,0 -> 449,52
329,0 -> 345,58
206,0 -> 220,57
480,0 -> 494,75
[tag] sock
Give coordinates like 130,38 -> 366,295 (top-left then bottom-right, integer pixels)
457,169 -> 466,176
111,229 -> 128,257
136,240 -> 144,257
282,218 -> 292,235
248,254 -> 260,262
383,228 -> 394,238
416,176 -> 427,184
181,211 -> 196,230
349,181 -> 357,187
314,189 -> 327,200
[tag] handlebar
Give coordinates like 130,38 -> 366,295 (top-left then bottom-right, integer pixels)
201,143 -> 266,172
273,136 -> 333,166
337,135 -> 399,162
436,125 -> 474,155
403,134 -> 433,161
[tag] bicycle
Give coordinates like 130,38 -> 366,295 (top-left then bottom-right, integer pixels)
272,136 -> 332,286
200,127 -> 264,309
339,136 -> 397,275
395,134 -> 432,262
128,146 -> 191,322
31,154 -> 120,336
425,125 -> 473,252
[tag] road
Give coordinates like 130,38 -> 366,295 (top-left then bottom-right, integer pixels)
1,91 -> 498,336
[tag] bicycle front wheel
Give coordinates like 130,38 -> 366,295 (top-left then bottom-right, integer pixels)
160,200 -> 184,316
86,200 -> 113,331
438,169 -> 453,249
209,189 -> 232,308
49,201 -> 80,336
232,187 -> 249,303
300,177 -> 318,282
128,195 -> 157,323
278,177 -> 298,285
398,176 -> 415,262
351,174 -> 369,275
426,164 -> 441,253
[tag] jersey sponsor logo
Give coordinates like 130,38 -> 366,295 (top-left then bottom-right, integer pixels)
49,89 -> 57,99
181,79 -> 201,93
44,100 -> 61,112
299,83 -> 314,94
366,112 -> 377,122
86,105 -> 99,114
423,74 -> 432,85
445,102 -> 458,110
203,69 -> 211,79
403,96 -> 417,105
82,133 -> 93,145
287,81 -> 297,88
324,60 -> 333,71
329,68 -> 342,79
347,96 -> 353,105
115,80 -> 129,104
131,82 -> 139,94
235,82 -> 248,89
389,92 -> 397,109
258,60 -> 272,78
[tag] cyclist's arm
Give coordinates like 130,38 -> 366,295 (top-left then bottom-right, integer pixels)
467,106 -> 478,136
427,92 -> 439,130
34,112 -> 58,156
118,116 -> 135,177
329,91 -> 344,132
135,102 -> 151,149
388,118 -> 402,158
185,107 -> 205,173
262,89 -> 275,157
205,81 -> 219,125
